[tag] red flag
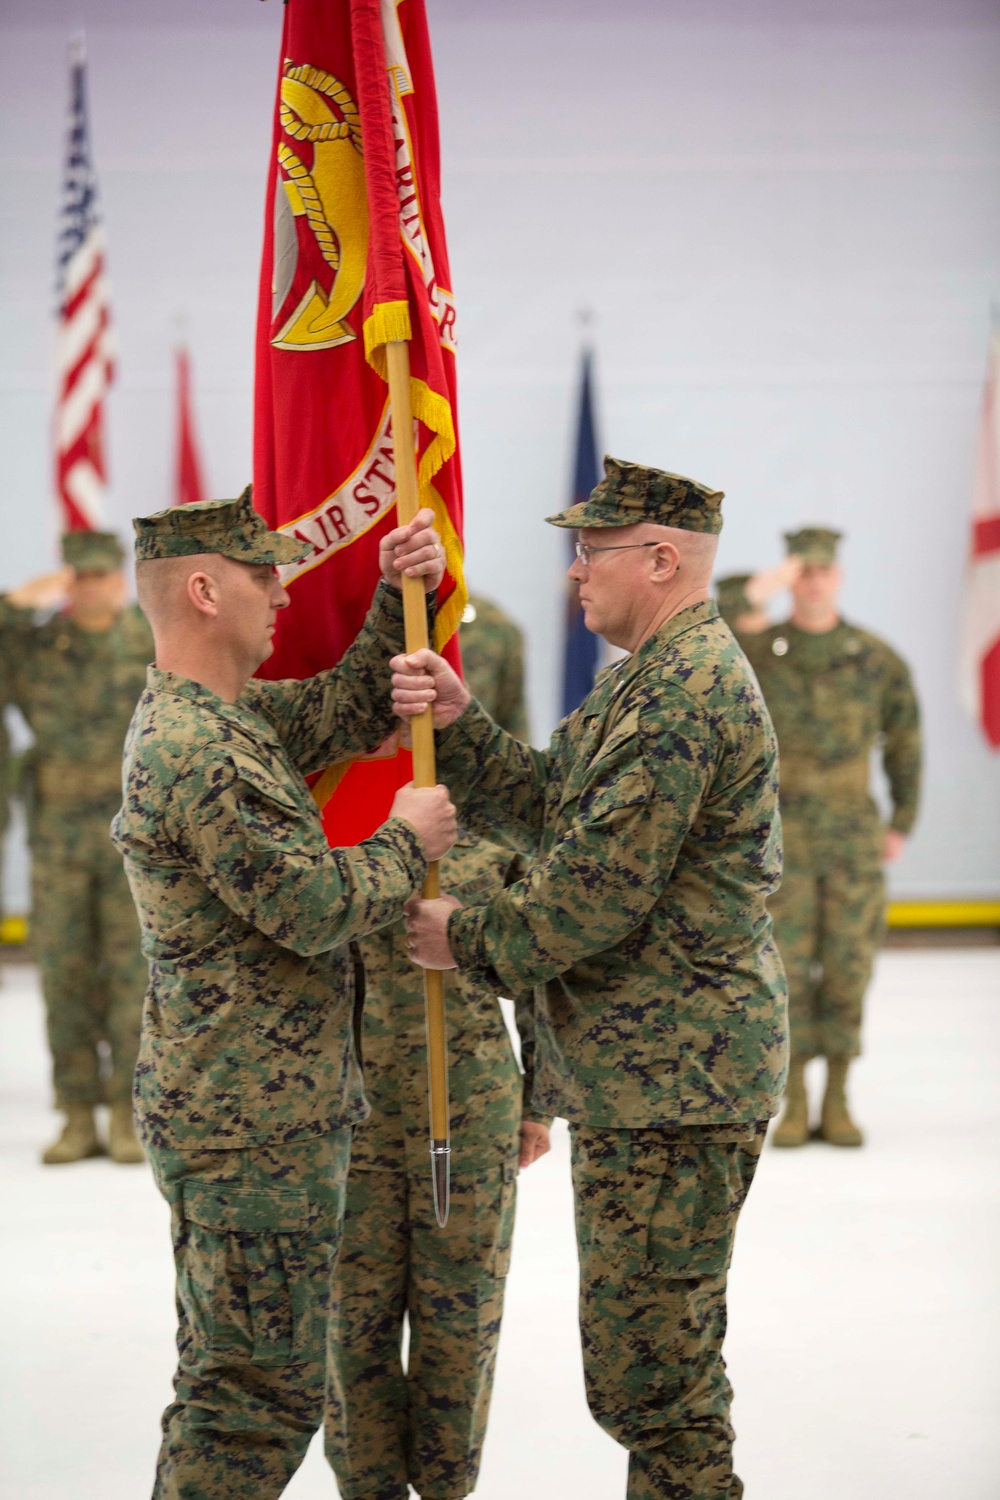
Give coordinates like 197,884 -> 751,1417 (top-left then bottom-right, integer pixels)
960,328 -> 1000,748
55,47 -> 115,531
253,0 -> 466,841
175,347 -> 207,507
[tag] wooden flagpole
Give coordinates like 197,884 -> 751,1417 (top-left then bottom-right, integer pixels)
385,337 -> 450,1228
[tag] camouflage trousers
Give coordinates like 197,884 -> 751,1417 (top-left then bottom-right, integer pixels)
147,1128 -> 351,1500
325,1156 -> 517,1500
32,806 -> 146,1106
571,1123 -> 766,1500
769,859 -> 886,1060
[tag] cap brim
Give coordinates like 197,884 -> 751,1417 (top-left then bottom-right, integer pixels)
545,502 -> 626,529
222,533 -> 313,566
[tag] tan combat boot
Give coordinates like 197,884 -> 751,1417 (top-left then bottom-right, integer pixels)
772,1057 -> 810,1147
42,1104 -> 102,1165
819,1056 -> 864,1147
108,1102 -> 145,1164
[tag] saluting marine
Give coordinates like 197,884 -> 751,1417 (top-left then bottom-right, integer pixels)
0,530 -> 151,1165
327,594 -> 549,1500
111,489 -> 455,1500
738,527 -> 921,1147
397,458 -> 788,1500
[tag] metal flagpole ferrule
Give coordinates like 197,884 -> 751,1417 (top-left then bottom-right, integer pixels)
430,1140 -> 451,1227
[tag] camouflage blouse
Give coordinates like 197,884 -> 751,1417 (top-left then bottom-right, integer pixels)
439,600 -> 789,1129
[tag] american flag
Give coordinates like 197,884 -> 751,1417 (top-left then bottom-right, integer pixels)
55,46 -> 115,531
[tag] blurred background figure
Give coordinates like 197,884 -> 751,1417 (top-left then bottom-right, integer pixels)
458,593 -> 530,739
734,528 -> 922,1148
0,531 -> 151,1165
328,592 -> 550,1500
716,558 -> 803,635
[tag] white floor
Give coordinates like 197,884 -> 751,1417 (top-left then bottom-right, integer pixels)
1,950 -> 998,1500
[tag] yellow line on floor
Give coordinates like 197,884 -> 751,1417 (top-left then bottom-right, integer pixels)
887,901 -> 1000,928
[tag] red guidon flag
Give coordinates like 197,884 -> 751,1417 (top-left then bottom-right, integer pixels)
175,347 -> 207,508
960,328 -> 1000,749
253,0 -> 466,840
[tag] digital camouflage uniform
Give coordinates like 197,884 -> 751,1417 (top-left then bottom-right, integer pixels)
434,459 -> 788,1499
0,532 -> 151,1115
327,594 -> 540,1500
739,531 -> 921,1065
111,492 -> 430,1500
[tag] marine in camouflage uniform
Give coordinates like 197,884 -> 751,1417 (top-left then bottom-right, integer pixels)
738,528 -> 921,1148
715,573 -> 755,632
110,491 -> 452,1500
457,592 -> 529,739
0,530 -> 151,1164
326,595 -> 545,1500
401,458 -> 788,1500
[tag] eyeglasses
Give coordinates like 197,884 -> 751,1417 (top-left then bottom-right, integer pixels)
574,540 -> 660,567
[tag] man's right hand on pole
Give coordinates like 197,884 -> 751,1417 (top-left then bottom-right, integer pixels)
390,648 -> 471,729
390,782 -> 458,861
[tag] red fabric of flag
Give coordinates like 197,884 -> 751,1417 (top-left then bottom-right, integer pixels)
175,348 -> 207,507
253,0 -> 465,841
960,329 -> 1000,749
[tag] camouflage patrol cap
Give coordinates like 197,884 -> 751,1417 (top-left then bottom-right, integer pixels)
546,455 -> 724,534
133,486 -> 311,566
61,530 -> 125,573
784,526 -> 842,565
715,573 -> 753,617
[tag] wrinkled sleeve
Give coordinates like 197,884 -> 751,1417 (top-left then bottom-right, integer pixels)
435,698 -> 553,857
247,583 -> 432,775
513,991 -> 552,1126
447,696 -> 714,993
165,747 -> 426,957
881,649 -> 921,835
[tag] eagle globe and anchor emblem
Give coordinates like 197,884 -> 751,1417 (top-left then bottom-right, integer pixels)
271,61 -> 369,352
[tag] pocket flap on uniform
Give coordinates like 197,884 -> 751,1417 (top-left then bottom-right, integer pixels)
228,750 -> 301,813
183,1183 -> 310,1233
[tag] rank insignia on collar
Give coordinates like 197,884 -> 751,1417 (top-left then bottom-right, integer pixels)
772,637 -> 789,656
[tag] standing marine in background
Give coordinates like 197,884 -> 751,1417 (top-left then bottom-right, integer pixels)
457,593 -> 530,740
737,528 -> 921,1148
0,531 -> 151,1165
327,593 -> 550,1500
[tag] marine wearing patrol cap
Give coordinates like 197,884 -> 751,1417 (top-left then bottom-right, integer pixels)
716,573 -> 753,625
784,526 -> 842,564
547,455 -> 725,534
133,484 -> 311,566
61,530 -> 125,573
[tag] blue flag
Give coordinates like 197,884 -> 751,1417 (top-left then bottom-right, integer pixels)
561,349 -> 601,717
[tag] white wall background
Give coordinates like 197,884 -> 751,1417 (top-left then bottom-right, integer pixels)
1,0 -> 998,897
